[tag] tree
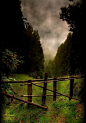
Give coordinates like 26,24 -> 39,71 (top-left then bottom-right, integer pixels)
60,0 -> 86,75
1,0 -> 44,78
1,0 -> 24,54
19,23 -> 44,78
45,60 -> 54,78
1,0 -> 25,78
60,0 -> 85,32
53,33 -> 72,77
60,0 -> 86,103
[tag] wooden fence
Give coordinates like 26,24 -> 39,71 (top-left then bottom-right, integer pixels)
1,73 -> 85,110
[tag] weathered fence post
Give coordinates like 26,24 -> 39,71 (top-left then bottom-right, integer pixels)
53,78 -> 57,101
69,79 -> 74,101
42,73 -> 48,105
27,80 -> 32,104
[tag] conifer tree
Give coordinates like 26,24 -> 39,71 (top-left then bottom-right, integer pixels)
2,0 -> 24,53
20,23 -> 44,78
53,33 -> 72,77
60,0 -> 86,75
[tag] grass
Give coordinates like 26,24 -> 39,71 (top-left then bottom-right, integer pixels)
1,74 -> 85,123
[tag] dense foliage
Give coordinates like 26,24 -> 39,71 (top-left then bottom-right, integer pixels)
60,0 -> 86,75
45,0 -> 86,78
19,22 -> 44,78
1,0 -> 24,53
45,33 -> 73,77
53,33 -> 73,77
1,49 -> 24,78
44,60 -> 54,78
1,0 -> 44,78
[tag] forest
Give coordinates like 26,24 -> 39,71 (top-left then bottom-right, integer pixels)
1,0 -> 44,79
1,0 -> 86,79
45,32 -> 85,78
1,0 -> 86,122
45,0 -> 86,78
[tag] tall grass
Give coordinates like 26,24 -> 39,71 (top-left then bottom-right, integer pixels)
1,74 -> 85,123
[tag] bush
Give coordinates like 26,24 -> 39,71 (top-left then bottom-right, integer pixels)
1,49 -> 24,77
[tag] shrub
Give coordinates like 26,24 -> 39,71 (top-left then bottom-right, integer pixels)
1,49 -> 24,77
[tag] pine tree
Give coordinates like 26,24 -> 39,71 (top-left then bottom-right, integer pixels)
53,33 -> 72,77
60,0 -> 86,75
20,23 -> 44,78
2,0 -> 24,53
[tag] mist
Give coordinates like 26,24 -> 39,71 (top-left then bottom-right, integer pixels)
21,0 -> 71,58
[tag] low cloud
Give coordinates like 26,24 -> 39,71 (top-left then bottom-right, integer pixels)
21,0 -> 70,58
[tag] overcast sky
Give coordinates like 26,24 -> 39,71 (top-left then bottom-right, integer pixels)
21,0 -> 71,58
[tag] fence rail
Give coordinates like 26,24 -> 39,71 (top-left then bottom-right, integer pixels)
1,75 -> 84,83
1,74 -> 85,109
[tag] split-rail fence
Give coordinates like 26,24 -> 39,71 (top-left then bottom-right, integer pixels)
1,73 -> 85,110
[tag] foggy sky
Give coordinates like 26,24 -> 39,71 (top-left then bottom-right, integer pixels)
21,0 -> 71,58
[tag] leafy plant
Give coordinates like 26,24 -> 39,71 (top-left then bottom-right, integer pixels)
1,49 -> 24,77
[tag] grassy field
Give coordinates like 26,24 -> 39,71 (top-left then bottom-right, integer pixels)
1,74 -> 85,123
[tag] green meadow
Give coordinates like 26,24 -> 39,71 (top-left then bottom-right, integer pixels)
1,74 -> 85,123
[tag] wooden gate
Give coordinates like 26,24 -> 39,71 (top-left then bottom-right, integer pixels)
1,74 -> 85,110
